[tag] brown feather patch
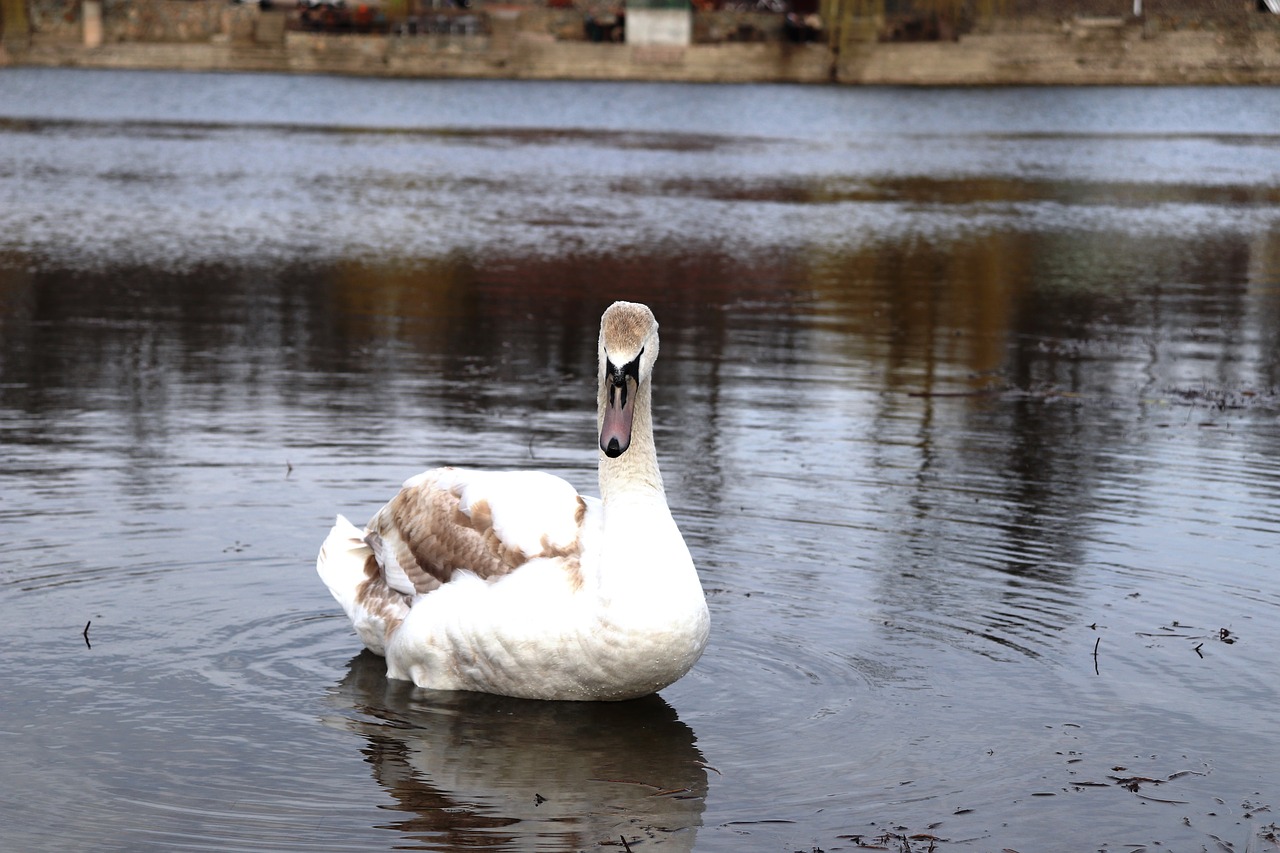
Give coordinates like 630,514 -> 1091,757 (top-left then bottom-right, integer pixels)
355,552 -> 408,640
601,302 -> 655,354
366,472 -> 585,595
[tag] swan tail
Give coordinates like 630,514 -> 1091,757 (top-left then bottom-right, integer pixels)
317,515 -> 409,657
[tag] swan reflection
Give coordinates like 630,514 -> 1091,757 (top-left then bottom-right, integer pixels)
326,651 -> 708,851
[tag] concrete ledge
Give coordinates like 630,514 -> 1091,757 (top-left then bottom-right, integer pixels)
838,28 -> 1280,85
4,24 -> 1279,85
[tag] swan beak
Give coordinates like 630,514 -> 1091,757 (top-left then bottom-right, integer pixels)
600,370 -> 637,458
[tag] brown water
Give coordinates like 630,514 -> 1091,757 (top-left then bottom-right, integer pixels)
2,69 -> 1280,852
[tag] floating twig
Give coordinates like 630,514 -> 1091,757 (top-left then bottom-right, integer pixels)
1110,775 -> 1162,792
619,835 -> 633,853
1166,769 -> 1208,780
590,777 -> 665,790
649,787 -> 692,798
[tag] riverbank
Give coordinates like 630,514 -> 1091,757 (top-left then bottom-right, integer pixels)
4,8 -> 1280,84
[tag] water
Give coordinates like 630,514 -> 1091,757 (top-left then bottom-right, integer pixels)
2,68 -> 1279,852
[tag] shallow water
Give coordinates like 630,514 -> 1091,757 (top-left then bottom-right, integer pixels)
2,68 -> 1280,852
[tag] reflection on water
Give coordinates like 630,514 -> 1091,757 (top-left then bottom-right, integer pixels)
327,652 -> 707,851
2,69 -> 1280,852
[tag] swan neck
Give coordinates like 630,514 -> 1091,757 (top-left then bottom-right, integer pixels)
597,381 -> 664,502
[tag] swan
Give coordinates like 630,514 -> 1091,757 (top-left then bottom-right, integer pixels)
317,301 -> 710,701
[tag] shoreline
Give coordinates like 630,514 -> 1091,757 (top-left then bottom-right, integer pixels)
4,15 -> 1280,85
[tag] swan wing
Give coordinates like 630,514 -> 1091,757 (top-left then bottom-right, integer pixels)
365,467 -> 589,596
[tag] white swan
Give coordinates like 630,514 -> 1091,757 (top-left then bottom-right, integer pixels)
317,301 -> 710,701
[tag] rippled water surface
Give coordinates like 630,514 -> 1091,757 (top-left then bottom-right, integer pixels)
2,68 -> 1280,852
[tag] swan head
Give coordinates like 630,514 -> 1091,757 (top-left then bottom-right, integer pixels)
598,301 -> 659,459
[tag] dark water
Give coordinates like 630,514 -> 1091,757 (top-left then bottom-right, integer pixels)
2,68 -> 1280,852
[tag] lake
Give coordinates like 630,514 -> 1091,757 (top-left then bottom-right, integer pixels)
1,68 -> 1279,852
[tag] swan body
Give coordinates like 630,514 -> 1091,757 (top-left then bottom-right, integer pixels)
317,301 -> 710,701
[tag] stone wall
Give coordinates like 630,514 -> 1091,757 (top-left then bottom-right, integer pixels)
107,0 -> 257,43
834,19 -> 1280,83
26,0 -> 81,39
1006,0 -> 1258,21
850,0 -> 1277,42
4,0 -> 1279,83
22,0 -> 259,43
694,9 -> 785,43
